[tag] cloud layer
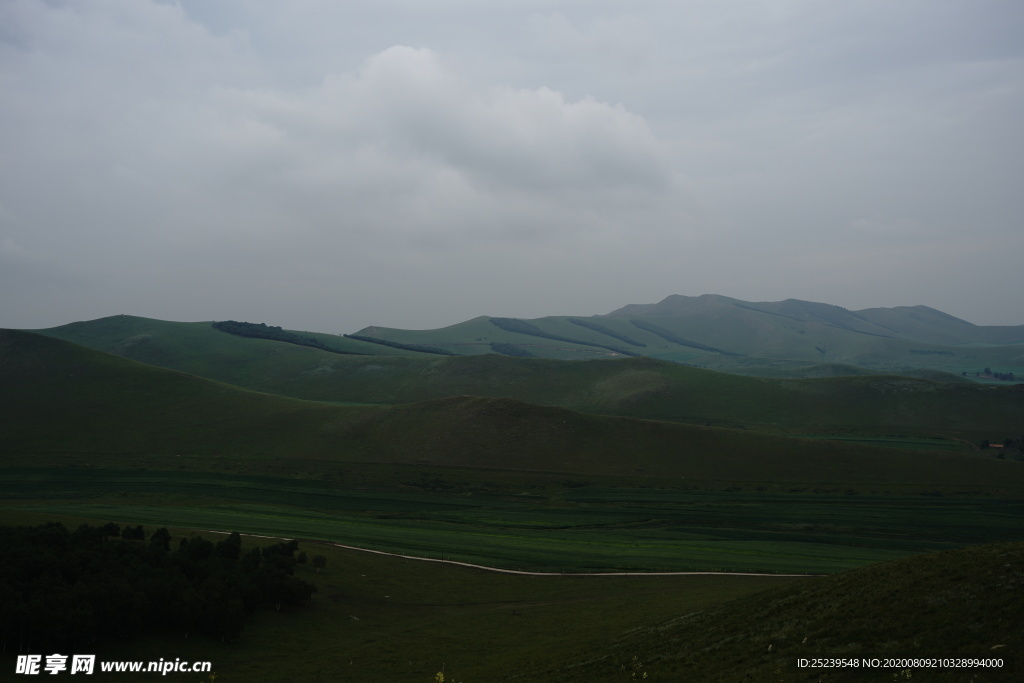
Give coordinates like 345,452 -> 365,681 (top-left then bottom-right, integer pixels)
2,0 -> 1022,330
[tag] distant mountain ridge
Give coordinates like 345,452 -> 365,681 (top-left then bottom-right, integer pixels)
30,295 -> 1024,380
348,294 -> 1024,376
603,294 -> 1019,346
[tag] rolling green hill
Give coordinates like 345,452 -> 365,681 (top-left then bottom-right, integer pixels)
350,294 -> 1024,376
7,329 -> 1020,487
7,303 -> 1024,682
3,328 -> 1024,572
608,294 -> 1024,346
36,313 -> 432,374
33,297 -> 1024,384
28,316 -> 1024,442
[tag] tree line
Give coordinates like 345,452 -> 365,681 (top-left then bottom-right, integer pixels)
628,319 -> 739,355
343,333 -> 456,355
489,342 -> 535,357
566,318 -> 647,347
1,522 -> 320,653
968,368 -> 1017,382
212,320 -> 366,355
488,318 -> 639,356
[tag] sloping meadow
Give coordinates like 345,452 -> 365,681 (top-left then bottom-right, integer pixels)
2,329 -> 1023,577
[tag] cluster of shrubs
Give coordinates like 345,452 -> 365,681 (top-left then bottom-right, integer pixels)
0,522 -> 318,652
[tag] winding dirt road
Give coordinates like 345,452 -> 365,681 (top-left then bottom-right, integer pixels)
207,531 -> 824,578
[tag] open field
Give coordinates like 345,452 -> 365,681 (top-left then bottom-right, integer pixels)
3,467 -> 1022,575
1,506 -> 1019,682
793,435 -> 964,450
0,508 -> 807,682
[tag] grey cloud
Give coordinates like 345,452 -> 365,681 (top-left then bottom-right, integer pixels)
1,0 -> 1022,331
321,46 -> 671,195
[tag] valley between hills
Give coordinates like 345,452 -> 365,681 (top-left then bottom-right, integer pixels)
2,295 -> 1023,681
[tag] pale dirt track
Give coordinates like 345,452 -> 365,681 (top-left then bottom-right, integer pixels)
206,531 -> 824,578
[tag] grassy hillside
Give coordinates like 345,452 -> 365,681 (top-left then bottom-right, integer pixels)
29,320 -> 1024,442
37,313 -> 431,376
736,361 -> 975,382
3,328 -> 1024,579
7,305 -> 1024,682
351,316 -> 633,360
546,540 -> 1024,682
609,294 -> 1024,346
4,330 -> 1023,489
0,328 -> 372,460
350,294 -> 1024,375
34,297 -> 1024,382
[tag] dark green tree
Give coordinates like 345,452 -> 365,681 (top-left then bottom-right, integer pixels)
149,527 -> 172,554
215,532 -> 242,561
0,523 -> 317,652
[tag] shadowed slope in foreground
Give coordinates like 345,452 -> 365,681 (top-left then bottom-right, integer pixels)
543,541 -> 1024,682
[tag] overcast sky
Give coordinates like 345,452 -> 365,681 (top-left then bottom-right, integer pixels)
2,0 -> 1022,332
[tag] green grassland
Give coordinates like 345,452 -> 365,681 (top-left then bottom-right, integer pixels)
31,320 -> 1024,443
3,322 -> 1024,681
8,467 -> 1022,574
356,311 -> 1024,372
734,361 -> 975,382
3,329 -> 1023,577
0,506 -> 1018,682
37,305 -> 1024,387
4,331 -> 1023,492
0,510 -> 805,682
35,314 -> 425,381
